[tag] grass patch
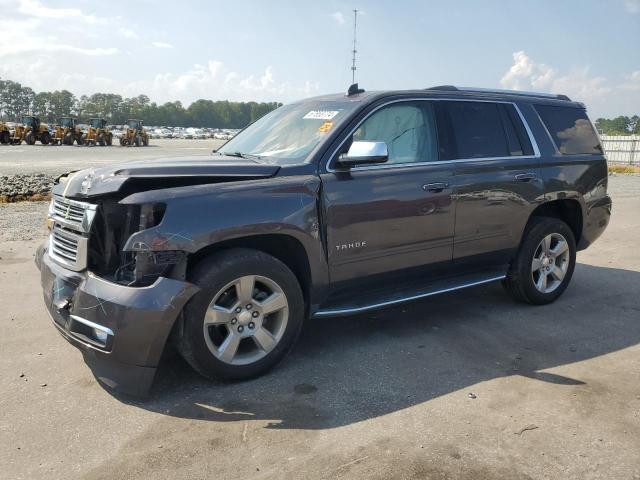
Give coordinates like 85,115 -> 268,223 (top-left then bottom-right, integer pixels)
608,164 -> 640,174
0,193 -> 51,204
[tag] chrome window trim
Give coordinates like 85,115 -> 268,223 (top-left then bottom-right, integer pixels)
325,97 -> 541,173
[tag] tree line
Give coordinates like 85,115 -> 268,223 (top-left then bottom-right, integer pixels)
0,78 -> 281,128
594,116 -> 640,136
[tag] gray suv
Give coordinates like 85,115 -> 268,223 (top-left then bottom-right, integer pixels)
36,85 -> 611,395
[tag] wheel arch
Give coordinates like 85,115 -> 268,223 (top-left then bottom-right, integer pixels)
528,199 -> 583,244
187,233 -> 313,308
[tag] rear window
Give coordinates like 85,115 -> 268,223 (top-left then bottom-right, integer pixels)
535,105 -> 602,155
445,102 -> 533,159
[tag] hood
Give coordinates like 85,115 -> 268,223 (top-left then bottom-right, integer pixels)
53,156 -> 281,199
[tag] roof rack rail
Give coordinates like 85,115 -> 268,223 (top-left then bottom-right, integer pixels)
426,85 -> 571,102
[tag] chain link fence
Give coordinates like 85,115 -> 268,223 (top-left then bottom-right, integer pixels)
601,135 -> 639,165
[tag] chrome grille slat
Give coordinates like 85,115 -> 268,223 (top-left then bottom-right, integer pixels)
48,195 -> 94,271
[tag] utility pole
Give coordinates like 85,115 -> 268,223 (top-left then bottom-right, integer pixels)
351,9 -> 358,84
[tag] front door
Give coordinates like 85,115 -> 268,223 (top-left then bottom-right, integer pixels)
320,100 -> 456,289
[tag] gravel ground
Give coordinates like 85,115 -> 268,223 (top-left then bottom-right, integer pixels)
1,176 -> 638,480
0,201 -> 48,242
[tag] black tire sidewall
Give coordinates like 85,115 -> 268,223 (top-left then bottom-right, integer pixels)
511,217 -> 576,304
181,248 -> 305,380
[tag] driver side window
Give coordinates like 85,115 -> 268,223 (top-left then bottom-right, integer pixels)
352,101 -> 438,164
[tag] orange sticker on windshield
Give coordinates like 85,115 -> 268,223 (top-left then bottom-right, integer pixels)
318,121 -> 333,133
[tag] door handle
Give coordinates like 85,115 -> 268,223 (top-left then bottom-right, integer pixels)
515,173 -> 537,182
422,182 -> 448,193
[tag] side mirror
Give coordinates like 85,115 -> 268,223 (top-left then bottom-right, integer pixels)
337,141 -> 388,167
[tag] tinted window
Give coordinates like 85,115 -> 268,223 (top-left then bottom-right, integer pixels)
447,102 -> 510,159
535,105 -> 602,155
352,101 -> 438,164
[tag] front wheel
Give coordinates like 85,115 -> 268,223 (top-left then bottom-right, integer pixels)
40,132 -> 50,145
179,248 -> 304,381
25,132 -> 36,145
503,217 -> 576,305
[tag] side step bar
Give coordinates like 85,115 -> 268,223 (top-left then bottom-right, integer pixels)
313,273 -> 506,318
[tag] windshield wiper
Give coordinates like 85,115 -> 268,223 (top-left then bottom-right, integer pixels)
218,151 -> 262,160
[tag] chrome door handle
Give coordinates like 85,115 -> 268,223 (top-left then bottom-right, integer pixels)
422,182 -> 448,193
515,173 -> 537,182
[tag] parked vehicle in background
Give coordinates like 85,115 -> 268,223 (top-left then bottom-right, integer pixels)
83,118 -> 113,146
36,85 -> 611,396
52,117 -> 85,146
0,122 -> 10,144
11,115 -> 50,145
119,119 -> 149,147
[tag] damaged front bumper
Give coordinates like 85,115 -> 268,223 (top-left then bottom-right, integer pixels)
36,242 -> 199,396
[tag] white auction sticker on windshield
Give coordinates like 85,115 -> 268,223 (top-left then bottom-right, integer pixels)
303,110 -> 340,120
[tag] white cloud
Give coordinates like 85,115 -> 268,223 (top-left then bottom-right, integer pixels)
118,28 -> 138,39
500,51 -> 611,101
331,11 -> 345,24
624,0 -> 640,13
621,71 -> 640,91
15,0 -> 100,23
0,17 -> 118,58
152,41 -> 174,49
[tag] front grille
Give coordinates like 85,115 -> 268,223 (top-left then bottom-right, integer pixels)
49,228 -> 88,271
48,195 -> 95,271
50,195 -> 97,233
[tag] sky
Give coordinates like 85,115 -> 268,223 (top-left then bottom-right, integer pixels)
0,0 -> 638,119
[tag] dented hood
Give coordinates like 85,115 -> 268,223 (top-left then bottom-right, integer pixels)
52,156 -> 281,199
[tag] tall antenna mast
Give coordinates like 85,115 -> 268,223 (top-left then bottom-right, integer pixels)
351,9 -> 358,84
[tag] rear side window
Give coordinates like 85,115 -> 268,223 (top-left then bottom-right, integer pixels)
445,102 -> 533,159
535,105 -> 602,155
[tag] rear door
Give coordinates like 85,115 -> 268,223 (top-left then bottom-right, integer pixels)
443,100 -> 544,267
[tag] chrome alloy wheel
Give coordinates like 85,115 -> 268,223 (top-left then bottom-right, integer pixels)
203,275 -> 289,365
531,233 -> 570,294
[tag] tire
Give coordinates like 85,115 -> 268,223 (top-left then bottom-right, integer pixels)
503,217 -> 576,305
25,132 -> 36,145
81,133 -> 89,146
98,133 -> 105,146
134,135 -> 141,147
106,134 -> 112,146
119,136 -> 126,146
40,132 -> 50,145
64,133 -> 73,145
178,248 -> 305,381
143,136 -> 149,146
0,131 -> 9,144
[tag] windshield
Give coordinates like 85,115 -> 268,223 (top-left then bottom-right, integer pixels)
90,119 -> 103,128
128,120 -> 140,129
61,118 -> 73,127
22,116 -> 34,126
218,100 -> 359,165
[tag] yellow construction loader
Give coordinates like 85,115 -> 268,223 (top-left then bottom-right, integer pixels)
119,119 -> 149,147
83,118 -> 113,146
0,122 -> 10,144
52,117 -> 84,145
11,115 -> 51,145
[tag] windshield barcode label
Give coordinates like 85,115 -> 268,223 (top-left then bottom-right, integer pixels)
303,110 -> 339,120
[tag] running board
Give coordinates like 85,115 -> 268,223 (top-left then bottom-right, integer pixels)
313,272 -> 506,318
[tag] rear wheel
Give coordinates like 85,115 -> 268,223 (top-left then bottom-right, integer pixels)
25,132 -> 36,145
106,134 -> 112,146
143,135 -> 149,146
179,248 -> 304,381
0,131 -> 9,144
64,133 -> 73,145
503,217 -> 576,305
40,132 -> 50,145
